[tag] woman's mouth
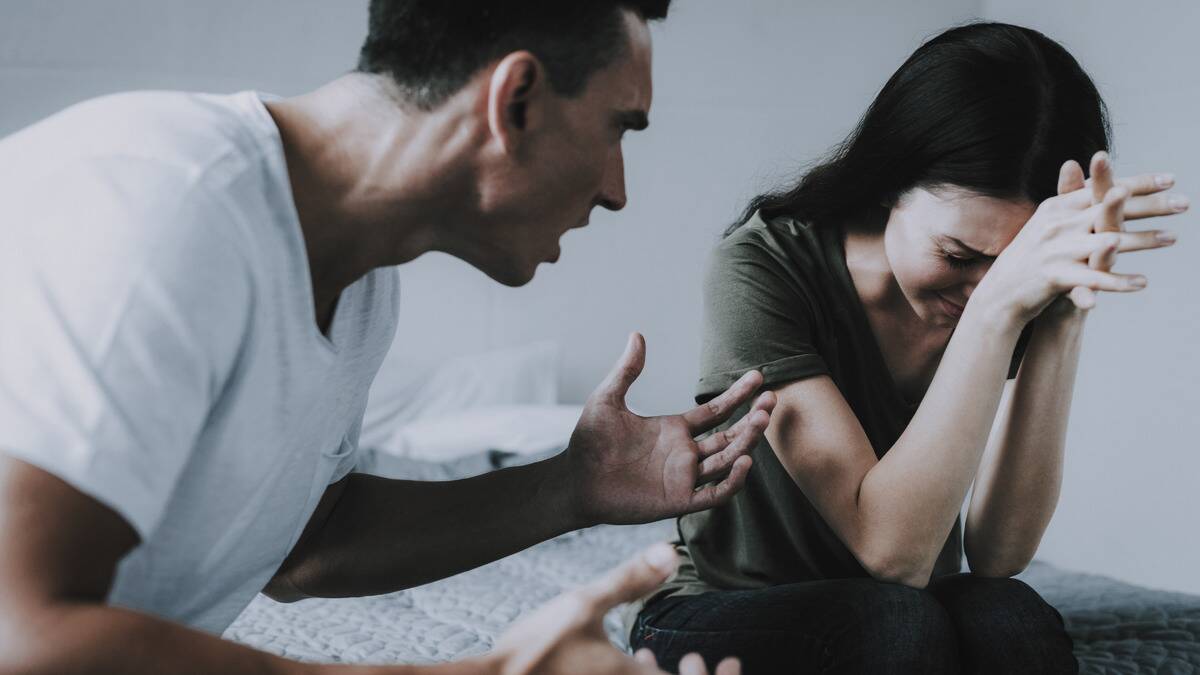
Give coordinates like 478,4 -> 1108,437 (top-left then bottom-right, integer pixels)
936,292 -> 965,318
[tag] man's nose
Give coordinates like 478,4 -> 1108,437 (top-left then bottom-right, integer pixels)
597,147 -> 627,211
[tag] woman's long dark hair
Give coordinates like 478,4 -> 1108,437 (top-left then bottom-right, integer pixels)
730,22 -> 1111,235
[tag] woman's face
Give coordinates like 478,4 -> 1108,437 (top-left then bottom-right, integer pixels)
883,187 -> 1036,327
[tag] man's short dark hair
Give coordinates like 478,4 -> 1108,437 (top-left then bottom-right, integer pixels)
357,1 -> 671,110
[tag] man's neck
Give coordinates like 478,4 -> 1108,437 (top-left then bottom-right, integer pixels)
264,75 -> 482,323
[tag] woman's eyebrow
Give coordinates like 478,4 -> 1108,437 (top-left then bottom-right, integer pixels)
943,235 -> 996,259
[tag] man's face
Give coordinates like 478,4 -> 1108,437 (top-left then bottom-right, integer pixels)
479,10 -> 653,286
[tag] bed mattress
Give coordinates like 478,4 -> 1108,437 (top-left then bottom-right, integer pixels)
225,452 -> 1200,673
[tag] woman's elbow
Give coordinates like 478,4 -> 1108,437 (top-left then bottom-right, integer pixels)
966,552 -> 1031,579
964,538 -> 1034,579
859,547 -> 935,589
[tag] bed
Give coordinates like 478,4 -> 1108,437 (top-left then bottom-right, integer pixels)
224,449 -> 1200,674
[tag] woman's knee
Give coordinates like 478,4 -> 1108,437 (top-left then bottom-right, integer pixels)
813,581 -> 960,674
928,574 -> 1076,674
930,574 -> 1066,632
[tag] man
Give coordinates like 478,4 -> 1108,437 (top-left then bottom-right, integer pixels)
0,2 -> 774,674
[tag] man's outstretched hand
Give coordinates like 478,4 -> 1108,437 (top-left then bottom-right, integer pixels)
559,333 -> 775,527
487,544 -> 739,675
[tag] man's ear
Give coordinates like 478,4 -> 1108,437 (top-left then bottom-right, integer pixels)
487,51 -> 545,154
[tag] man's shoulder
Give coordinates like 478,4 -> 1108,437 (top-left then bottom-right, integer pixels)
0,90 -> 273,187
0,91 -> 277,271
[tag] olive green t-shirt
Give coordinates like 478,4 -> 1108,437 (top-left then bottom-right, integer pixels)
626,211 -> 1027,628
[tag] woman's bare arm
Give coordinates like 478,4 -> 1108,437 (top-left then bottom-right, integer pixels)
963,311 -> 1083,577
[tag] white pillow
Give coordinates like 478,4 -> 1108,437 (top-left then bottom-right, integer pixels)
360,341 -> 561,451
378,404 -> 584,461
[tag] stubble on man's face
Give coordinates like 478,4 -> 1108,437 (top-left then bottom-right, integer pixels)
497,10 -> 655,285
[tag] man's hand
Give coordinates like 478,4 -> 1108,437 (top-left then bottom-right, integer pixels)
488,543 -> 739,675
560,333 -> 774,527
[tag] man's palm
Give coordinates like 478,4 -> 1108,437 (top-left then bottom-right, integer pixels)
564,333 -> 773,526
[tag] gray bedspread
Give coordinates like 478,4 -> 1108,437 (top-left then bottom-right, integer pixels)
224,451 -> 1200,673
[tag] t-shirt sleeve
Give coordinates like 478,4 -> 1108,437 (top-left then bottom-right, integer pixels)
696,235 -> 829,404
330,414 -> 365,484
0,158 -> 251,539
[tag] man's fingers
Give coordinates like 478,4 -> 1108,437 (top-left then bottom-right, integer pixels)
596,332 -> 647,405
681,371 -> 764,435
634,649 -> 658,668
633,648 -> 657,666
696,411 -> 767,482
580,543 -> 678,611
679,653 -> 707,675
1057,158 -> 1085,196
749,390 -> 777,415
695,394 -> 774,458
688,455 -> 752,512
715,658 -> 742,675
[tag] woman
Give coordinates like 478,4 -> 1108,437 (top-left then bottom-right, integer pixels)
627,22 -> 1186,674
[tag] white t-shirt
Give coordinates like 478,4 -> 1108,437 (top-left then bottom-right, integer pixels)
0,91 -> 399,633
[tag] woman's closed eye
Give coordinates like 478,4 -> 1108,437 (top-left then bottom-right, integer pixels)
943,252 -> 979,269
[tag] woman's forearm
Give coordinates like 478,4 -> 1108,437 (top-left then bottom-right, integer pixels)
855,302 -> 1024,586
963,308 -> 1085,576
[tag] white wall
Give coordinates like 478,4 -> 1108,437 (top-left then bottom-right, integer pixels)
979,0 -> 1200,595
4,1 -> 1197,594
380,0 -> 982,414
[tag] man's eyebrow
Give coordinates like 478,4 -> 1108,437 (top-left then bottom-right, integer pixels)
615,110 -> 649,131
945,235 -> 995,259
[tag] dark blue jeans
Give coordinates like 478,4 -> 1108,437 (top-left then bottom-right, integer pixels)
630,574 -> 1077,674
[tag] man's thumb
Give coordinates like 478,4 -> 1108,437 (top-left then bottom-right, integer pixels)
595,332 -> 647,405
582,543 -> 678,610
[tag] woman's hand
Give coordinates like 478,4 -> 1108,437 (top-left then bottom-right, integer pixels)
970,159 -> 1183,327
1061,151 -> 1186,310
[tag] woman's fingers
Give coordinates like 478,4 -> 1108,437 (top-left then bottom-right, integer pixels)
1090,186 -> 1128,270
1089,151 -> 1115,205
1123,192 -> 1191,220
1114,172 -> 1176,196
1058,159 -> 1086,195
1068,286 -> 1098,310
1056,268 -> 1147,294
1055,170 -> 1184,215
1064,230 -> 1176,259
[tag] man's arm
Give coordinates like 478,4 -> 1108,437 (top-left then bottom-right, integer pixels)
270,334 -> 774,600
0,454 -> 493,675
267,454 -> 582,599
